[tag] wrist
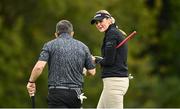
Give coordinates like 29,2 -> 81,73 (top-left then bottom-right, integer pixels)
28,80 -> 35,83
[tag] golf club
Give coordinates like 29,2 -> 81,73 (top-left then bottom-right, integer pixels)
31,94 -> 35,108
115,31 -> 137,48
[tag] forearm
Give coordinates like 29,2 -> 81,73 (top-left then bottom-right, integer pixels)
28,61 -> 46,82
29,67 -> 43,82
27,59 -> 46,97
99,47 -> 116,66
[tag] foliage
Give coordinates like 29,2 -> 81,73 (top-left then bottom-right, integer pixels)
0,0 -> 179,108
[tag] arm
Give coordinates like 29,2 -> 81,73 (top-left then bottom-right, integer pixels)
87,55 -> 96,76
99,32 -> 118,66
83,56 -> 96,76
28,61 -> 47,82
27,43 -> 49,97
83,46 -> 96,76
26,61 -> 47,96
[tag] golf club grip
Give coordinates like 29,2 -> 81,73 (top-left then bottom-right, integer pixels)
31,96 -> 35,108
115,31 -> 137,48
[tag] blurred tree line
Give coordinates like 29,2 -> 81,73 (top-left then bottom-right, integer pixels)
0,0 -> 179,108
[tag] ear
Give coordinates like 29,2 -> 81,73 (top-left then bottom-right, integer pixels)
55,32 -> 58,37
109,19 -> 113,25
71,31 -> 74,36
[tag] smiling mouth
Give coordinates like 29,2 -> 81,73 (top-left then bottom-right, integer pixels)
98,26 -> 103,30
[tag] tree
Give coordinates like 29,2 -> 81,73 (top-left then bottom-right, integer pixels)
0,0 -> 180,107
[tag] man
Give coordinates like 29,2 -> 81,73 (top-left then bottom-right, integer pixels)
26,20 -> 96,108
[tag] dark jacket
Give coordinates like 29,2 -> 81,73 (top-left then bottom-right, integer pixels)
99,24 -> 128,78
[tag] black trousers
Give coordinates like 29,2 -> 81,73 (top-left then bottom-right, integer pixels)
47,88 -> 81,108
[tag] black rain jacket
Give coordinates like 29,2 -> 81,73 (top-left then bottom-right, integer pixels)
99,24 -> 128,78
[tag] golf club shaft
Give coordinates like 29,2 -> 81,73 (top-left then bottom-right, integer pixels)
31,95 -> 35,108
115,31 -> 137,48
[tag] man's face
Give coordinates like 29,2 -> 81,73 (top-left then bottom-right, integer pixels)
95,18 -> 111,32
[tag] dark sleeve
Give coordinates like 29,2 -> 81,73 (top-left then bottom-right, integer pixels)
84,46 -> 96,69
99,31 -> 118,66
38,43 -> 49,61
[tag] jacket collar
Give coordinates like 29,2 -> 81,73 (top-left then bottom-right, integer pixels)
105,23 -> 117,33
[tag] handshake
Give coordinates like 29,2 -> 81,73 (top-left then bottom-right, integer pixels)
83,55 -> 103,76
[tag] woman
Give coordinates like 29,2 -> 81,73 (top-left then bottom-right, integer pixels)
91,10 -> 129,109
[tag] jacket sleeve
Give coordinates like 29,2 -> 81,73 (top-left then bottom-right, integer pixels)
99,31 -> 118,66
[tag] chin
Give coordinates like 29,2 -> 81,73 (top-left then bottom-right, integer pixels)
99,29 -> 105,32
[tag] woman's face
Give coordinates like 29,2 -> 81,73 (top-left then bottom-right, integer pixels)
95,18 -> 111,32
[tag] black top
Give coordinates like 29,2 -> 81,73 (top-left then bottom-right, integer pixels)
38,33 -> 95,88
99,24 -> 128,78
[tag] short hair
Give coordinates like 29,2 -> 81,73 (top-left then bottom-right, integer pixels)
56,20 -> 73,35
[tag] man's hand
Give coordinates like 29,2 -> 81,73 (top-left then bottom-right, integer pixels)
27,82 -> 36,97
